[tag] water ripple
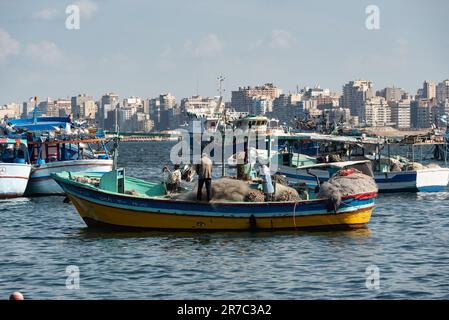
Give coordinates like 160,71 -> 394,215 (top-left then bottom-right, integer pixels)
1,141 -> 449,299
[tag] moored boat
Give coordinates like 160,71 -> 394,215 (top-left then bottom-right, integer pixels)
7,108 -> 114,195
52,170 -> 377,231
276,132 -> 449,193
0,138 -> 32,198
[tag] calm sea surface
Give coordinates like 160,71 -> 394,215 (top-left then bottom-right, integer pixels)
1,141 -> 449,299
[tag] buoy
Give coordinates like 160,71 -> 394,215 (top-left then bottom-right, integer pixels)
9,292 -> 24,300
339,168 -> 356,176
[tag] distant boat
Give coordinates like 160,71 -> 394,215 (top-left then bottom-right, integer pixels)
52,169 -> 377,231
0,138 -> 32,198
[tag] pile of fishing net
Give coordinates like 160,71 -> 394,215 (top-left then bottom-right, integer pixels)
245,189 -> 265,202
173,178 -> 250,202
274,184 -> 301,201
73,176 -> 100,186
317,169 -> 377,212
272,174 -> 289,186
172,177 -> 301,203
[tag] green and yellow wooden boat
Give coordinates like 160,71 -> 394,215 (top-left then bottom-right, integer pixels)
52,170 -> 377,231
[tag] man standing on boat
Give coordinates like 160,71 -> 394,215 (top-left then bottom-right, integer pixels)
260,164 -> 274,201
171,164 -> 182,193
196,153 -> 213,202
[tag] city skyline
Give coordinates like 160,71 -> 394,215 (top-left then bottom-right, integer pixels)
1,0 -> 449,104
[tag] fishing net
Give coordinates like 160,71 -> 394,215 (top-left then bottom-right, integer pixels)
317,170 -> 377,211
274,184 -> 301,201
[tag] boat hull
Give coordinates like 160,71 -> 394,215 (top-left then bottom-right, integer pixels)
0,163 -> 32,198
278,165 -> 449,193
54,175 -> 376,231
27,159 -> 113,196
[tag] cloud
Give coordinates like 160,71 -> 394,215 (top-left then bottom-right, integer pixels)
74,0 -> 98,19
32,8 -> 59,20
269,29 -> 294,49
0,28 -> 20,63
26,41 -> 63,64
185,33 -> 224,57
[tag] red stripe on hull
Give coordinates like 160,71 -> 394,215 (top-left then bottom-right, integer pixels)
0,176 -> 29,180
32,163 -> 112,172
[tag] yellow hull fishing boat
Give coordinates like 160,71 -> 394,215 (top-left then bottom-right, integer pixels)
52,171 -> 376,231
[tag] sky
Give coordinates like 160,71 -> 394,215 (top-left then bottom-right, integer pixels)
0,0 -> 448,105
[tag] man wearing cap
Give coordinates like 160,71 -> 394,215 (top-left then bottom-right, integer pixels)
196,153 -> 213,201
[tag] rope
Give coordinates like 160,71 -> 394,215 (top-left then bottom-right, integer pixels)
293,202 -> 297,228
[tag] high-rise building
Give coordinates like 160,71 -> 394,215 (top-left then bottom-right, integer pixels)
423,81 -> 436,99
99,93 -> 120,128
37,97 -> 56,116
56,99 -> 71,117
341,80 -> 374,116
390,99 -> 411,128
0,103 -> 21,119
231,83 -> 280,112
251,97 -> 273,115
377,86 -> 406,101
436,80 -> 449,102
360,96 -> 391,126
71,94 -> 96,120
411,98 -> 437,128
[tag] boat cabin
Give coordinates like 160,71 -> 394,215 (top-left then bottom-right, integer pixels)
0,138 -> 30,164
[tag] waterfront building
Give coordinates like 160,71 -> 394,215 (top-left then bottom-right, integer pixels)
436,80 -> 449,103
0,102 -> 21,119
38,97 -> 56,116
71,94 -> 96,120
149,93 -> 178,131
377,86 -> 407,101
251,96 -> 273,115
423,80 -> 436,99
99,93 -> 120,128
341,80 -> 374,117
390,99 -> 411,128
55,99 -> 71,117
411,98 -> 437,128
231,83 -> 280,112
360,96 -> 392,127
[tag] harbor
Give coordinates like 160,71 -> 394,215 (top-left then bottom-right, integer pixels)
1,0 -> 448,305
1,140 -> 449,299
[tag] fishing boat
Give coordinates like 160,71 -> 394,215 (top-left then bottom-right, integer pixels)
276,132 -> 449,192
0,138 -> 32,198
25,137 -> 114,195
6,103 -> 114,195
51,169 -> 377,231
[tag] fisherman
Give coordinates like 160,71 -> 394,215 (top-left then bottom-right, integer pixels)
260,164 -> 274,201
196,153 -> 212,202
162,165 -> 173,193
171,164 -> 182,193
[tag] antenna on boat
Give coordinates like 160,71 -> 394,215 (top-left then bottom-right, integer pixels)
31,96 -> 38,124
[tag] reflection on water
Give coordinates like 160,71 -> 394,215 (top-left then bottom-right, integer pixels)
0,141 -> 448,299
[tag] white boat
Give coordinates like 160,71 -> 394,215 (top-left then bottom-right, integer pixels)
279,161 -> 449,193
0,138 -> 32,198
275,132 -> 449,193
7,108 -> 115,196
27,158 -> 113,195
23,137 -> 114,195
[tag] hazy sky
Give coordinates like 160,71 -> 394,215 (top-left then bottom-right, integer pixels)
1,0 -> 448,104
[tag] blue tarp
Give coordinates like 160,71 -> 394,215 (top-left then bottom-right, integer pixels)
8,116 -> 72,131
